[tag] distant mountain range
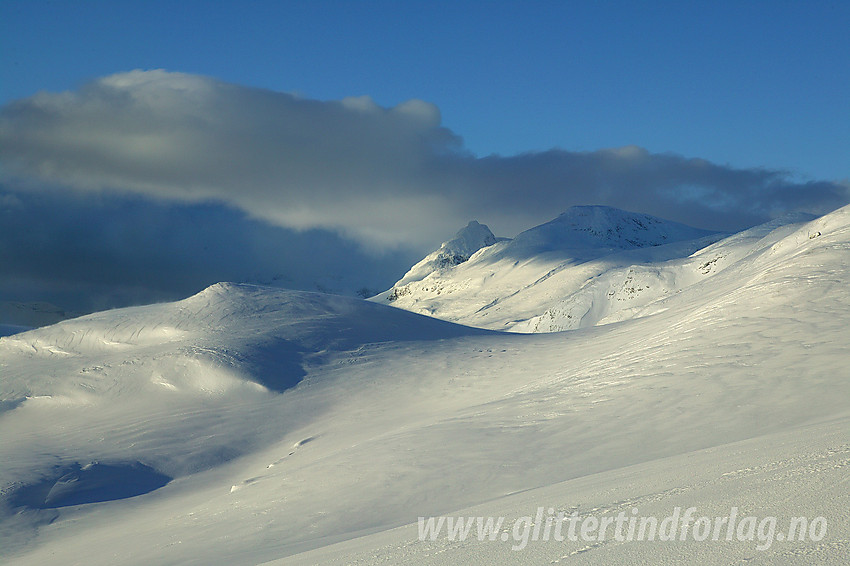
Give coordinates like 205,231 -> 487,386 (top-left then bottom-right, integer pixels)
372,205 -> 820,332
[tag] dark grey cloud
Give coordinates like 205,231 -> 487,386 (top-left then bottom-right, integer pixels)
441,147 -> 850,234
2,70 -> 847,251
0,186 -> 415,314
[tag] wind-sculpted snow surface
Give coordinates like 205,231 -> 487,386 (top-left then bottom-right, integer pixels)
1,205 -> 849,565
8,462 -> 172,509
0,285 -> 487,555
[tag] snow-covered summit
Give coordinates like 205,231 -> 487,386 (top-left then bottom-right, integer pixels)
508,205 -> 715,253
441,220 -> 498,261
388,220 -> 499,289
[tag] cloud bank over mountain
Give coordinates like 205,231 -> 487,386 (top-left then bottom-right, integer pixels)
2,70 -> 847,251
0,187 -> 414,314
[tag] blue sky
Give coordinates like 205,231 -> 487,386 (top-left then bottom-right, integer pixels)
2,0 -> 848,180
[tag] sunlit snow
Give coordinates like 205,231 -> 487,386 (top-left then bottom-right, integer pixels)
1,205 -> 848,565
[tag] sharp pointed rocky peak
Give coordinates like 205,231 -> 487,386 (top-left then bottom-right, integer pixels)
382,220 -> 499,294
435,220 -> 498,267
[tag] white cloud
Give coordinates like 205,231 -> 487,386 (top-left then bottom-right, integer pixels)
1,70 -> 847,249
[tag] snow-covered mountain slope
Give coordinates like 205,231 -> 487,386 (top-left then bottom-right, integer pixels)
511,211 -> 819,332
371,206 -> 828,332
2,204 -> 849,565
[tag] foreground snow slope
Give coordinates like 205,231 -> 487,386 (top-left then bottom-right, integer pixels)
276,417 -> 850,565
1,205 -> 849,565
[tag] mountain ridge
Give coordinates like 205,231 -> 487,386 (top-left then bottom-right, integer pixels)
372,205 -> 722,329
